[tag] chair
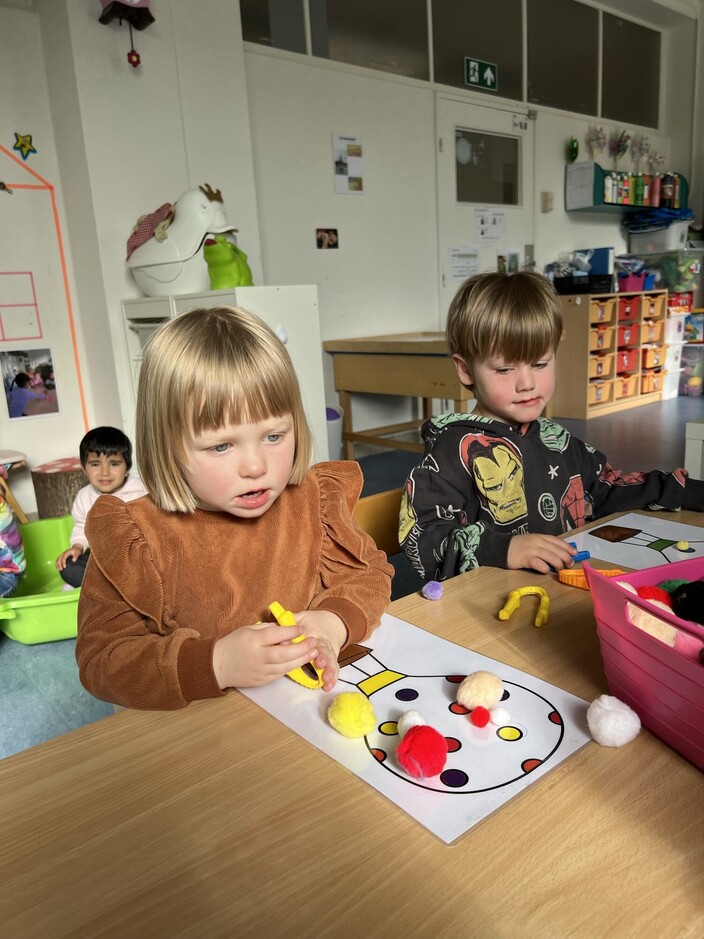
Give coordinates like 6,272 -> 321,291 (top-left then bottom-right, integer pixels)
354,488 -> 403,557
0,449 -> 29,524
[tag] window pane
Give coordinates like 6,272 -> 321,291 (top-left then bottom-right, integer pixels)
311,0 -> 429,81
240,0 -> 306,54
433,0 -> 522,101
527,0 -> 598,115
455,130 -> 519,205
602,14 -> 660,128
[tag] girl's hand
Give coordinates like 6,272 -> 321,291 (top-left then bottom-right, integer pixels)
507,534 -> 576,574
212,623 -> 318,690
293,610 -> 346,692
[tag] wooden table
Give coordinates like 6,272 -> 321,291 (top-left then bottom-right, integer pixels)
323,332 -> 473,459
1,511 -> 702,938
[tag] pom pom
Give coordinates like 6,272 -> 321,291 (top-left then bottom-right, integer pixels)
422,580 -> 444,600
587,695 -> 640,747
636,585 -> 672,607
470,706 -> 490,727
657,579 -> 687,594
489,706 -> 511,726
456,670 -> 504,710
672,581 -> 704,626
396,724 -> 447,778
397,709 -> 426,738
328,692 -> 377,738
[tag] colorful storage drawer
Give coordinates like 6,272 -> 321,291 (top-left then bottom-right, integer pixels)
617,296 -> 640,322
585,559 -> 704,770
589,327 -> 615,354
615,348 -> 638,373
641,345 -> 664,369
615,375 -> 638,398
589,298 -> 615,326
642,293 -> 666,319
641,369 -> 663,394
617,324 -> 638,347
588,380 -> 613,406
641,319 -> 664,344
588,354 -> 613,380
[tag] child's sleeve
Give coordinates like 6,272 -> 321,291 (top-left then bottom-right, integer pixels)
578,441 -> 704,516
76,497 -> 224,709
309,463 -> 393,646
69,489 -> 90,550
401,447 -> 512,580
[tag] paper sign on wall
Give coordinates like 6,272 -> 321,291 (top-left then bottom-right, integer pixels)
332,133 -> 364,195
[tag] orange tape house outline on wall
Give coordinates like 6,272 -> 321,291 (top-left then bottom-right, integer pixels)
0,143 -> 88,429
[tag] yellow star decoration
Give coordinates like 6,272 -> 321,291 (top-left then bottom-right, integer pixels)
13,132 -> 37,161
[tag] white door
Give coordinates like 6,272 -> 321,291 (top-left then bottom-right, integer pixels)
436,96 -> 535,322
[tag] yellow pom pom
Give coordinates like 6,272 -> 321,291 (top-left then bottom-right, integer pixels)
328,692 -> 377,738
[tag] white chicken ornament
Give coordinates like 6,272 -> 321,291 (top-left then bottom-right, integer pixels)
126,184 -> 237,296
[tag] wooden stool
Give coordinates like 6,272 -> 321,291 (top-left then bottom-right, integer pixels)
31,457 -> 84,519
0,449 -> 29,524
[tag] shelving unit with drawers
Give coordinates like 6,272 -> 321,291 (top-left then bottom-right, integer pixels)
553,289 -> 669,419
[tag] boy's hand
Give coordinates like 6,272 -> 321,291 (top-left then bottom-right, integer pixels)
56,545 -> 84,571
293,610 -> 346,692
507,534 -> 576,574
212,623 -> 318,691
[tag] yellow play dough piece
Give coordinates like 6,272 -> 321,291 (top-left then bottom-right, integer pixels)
268,601 -> 324,690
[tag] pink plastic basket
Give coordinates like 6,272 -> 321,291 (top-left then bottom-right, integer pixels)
585,559 -> 704,770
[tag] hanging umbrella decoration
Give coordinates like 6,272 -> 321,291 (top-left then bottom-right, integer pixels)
585,126 -> 607,162
98,1 -> 155,69
609,129 -> 631,170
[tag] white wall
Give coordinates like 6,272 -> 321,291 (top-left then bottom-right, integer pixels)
0,0 -> 701,518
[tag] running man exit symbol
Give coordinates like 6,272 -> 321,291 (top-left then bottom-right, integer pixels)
464,57 -> 499,92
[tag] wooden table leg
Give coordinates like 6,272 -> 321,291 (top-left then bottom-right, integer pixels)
338,391 -> 355,460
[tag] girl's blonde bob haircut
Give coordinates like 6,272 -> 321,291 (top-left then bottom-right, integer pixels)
137,305 -> 314,513
446,271 -> 563,369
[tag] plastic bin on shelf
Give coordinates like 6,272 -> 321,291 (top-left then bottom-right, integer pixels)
615,348 -> 638,373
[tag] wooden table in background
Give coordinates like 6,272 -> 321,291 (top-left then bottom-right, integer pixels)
323,332 -> 473,459
1,510 -> 702,938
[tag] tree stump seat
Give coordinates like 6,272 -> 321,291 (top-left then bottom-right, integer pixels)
31,457 -> 84,519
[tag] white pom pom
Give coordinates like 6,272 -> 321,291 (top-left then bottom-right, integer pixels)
397,710 -> 426,738
587,695 -> 641,747
489,706 -> 511,726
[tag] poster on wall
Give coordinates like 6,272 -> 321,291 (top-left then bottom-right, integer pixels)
332,133 -> 365,195
2,347 -> 59,419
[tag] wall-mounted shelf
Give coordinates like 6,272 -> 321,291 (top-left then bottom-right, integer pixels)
565,162 -> 688,214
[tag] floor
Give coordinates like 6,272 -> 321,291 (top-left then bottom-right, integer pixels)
1,395 -> 701,760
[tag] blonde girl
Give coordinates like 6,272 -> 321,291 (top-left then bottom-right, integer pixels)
76,306 -> 392,709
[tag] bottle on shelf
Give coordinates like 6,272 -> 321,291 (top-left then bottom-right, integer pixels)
673,173 -> 681,209
642,173 -> 650,206
603,172 -> 615,204
621,174 -> 631,205
660,172 -> 674,208
650,173 -> 661,207
634,173 -> 644,206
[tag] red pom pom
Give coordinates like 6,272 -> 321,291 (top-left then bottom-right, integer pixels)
470,706 -> 491,727
397,725 -> 447,779
636,585 -> 672,607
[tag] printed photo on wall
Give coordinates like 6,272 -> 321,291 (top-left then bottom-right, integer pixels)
2,347 -> 59,419
316,228 -> 339,249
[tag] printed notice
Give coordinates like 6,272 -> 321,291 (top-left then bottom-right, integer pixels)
332,133 -> 365,195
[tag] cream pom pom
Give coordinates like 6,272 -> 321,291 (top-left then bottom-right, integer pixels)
587,695 -> 641,747
456,670 -> 504,710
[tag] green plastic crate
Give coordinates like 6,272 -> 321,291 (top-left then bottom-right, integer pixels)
0,515 -> 79,644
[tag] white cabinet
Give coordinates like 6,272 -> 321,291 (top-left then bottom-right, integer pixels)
121,286 -> 329,461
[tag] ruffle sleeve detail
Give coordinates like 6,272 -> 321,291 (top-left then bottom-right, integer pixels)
309,461 -> 393,645
77,496 -> 223,709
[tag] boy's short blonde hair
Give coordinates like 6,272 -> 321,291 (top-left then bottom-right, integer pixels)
136,306 -> 314,512
446,271 -> 563,369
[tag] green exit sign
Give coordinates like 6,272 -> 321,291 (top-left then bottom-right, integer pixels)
464,57 -> 499,92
